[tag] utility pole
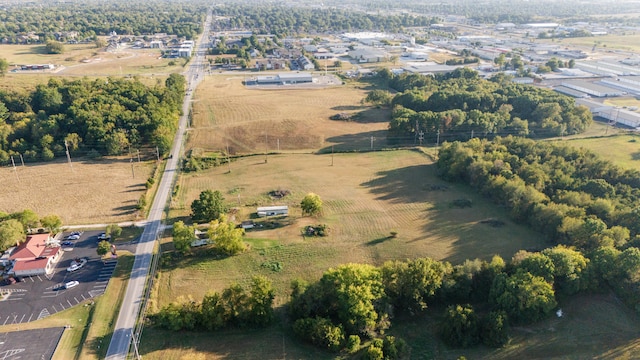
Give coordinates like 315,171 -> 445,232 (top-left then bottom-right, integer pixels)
370,136 -> 374,150
137,149 -> 141,163
436,130 -> 440,147
10,156 -> 19,182
64,140 -> 73,170
264,132 -> 268,163
226,144 -> 231,173
277,138 -> 280,152
19,154 -> 24,167
130,157 -> 135,178
130,329 -> 141,360
331,145 -> 334,166
156,147 -> 160,162
470,130 -> 474,139
419,131 -> 424,146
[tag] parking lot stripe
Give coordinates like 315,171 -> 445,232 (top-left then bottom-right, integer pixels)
37,308 -> 50,320
28,313 -> 33,322
67,300 -> 73,307
51,305 -> 57,312
19,314 -> 25,323
81,294 -> 86,300
2,316 -> 9,325
59,303 -> 65,310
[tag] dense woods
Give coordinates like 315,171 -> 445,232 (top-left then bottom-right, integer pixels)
0,1 -> 205,43
0,74 -> 185,164
438,136 -> 640,312
211,4 -> 436,35
379,69 -> 592,144
0,209 -> 62,251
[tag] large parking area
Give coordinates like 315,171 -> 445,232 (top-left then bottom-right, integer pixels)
0,230 -> 119,324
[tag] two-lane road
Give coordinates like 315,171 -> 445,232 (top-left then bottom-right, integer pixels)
105,11 -> 212,360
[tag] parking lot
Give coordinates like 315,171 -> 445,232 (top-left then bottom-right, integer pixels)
0,230 -> 121,324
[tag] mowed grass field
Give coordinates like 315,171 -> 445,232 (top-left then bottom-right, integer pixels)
148,150 -> 640,359
562,133 -> 640,169
189,75 -> 390,154
0,157 -> 153,225
540,33 -> 640,52
0,43 -> 184,83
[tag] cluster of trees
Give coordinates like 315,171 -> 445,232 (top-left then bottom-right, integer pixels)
438,136 -> 640,311
173,217 -> 247,256
0,74 -> 185,164
376,68 -> 591,143
211,4 -> 436,36
0,1 -> 205,43
0,210 -> 62,251
153,276 -> 275,331
288,245 -> 605,353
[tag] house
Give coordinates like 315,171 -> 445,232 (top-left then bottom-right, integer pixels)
297,55 -> 315,70
8,234 -> 62,277
257,206 -> 288,217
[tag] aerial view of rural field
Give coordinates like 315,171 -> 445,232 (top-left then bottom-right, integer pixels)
1,0 -> 640,359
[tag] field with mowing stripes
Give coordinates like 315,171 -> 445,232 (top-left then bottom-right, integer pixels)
188,75 -> 390,153
164,150 -> 542,303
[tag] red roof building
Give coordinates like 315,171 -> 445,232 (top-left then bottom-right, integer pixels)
9,233 -> 62,276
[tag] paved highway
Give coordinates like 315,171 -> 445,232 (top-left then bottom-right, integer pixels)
105,12 -> 212,360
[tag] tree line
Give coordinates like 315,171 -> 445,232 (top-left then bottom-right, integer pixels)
375,68 -> 592,144
0,209 -> 62,251
438,136 -> 640,312
0,1 -> 205,43
0,74 -> 185,164
211,4 -> 436,36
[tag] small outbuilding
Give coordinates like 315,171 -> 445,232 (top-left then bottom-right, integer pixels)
257,206 -> 288,217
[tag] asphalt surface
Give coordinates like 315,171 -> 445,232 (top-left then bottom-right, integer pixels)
105,11 -> 212,360
0,231 -> 120,325
0,327 -> 64,359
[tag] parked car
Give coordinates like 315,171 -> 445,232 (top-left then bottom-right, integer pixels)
70,231 -> 81,236
66,258 -> 87,272
64,234 -> 80,241
97,233 -> 111,241
61,241 -> 73,246
64,281 -> 79,289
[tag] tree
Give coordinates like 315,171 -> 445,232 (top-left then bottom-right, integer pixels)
95,38 -> 107,48
106,224 -> 122,239
247,275 -> 275,327
0,219 -> 25,251
97,240 -> 111,256
440,304 -> 480,348
40,214 -> 62,233
208,216 -> 246,256
191,190 -> 227,223
364,90 -> 393,107
13,209 -> 39,232
301,193 -> 322,216
45,40 -> 65,54
481,310 -> 510,347
172,221 -> 196,254
490,269 -> 557,324
0,58 -> 8,77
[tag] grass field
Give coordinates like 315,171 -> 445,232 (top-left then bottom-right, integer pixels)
562,133 -> 640,169
539,33 -> 640,52
147,150 -> 640,359
189,75 -> 389,154
0,157 -> 154,225
0,44 -> 183,92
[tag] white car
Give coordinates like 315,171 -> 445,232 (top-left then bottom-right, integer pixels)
64,234 -> 80,241
67,259 -> 87,272
64,281 -> 79,289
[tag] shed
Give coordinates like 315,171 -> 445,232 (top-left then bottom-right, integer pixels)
257,206 -> 288,217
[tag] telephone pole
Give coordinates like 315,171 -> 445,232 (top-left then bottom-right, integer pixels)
264,132 -> 268,163
10,156 -> 19,182
331,145 -> 334,166
130,157 -> 135,178
137,149 -> 141,163
19,154 -> 24,167
226,144 -> 231,173
64,140 -> 73,170
156,147 -> 160,161
370,136 -> 374,150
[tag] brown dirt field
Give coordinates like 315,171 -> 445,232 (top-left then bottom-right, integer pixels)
189,75 -> 390,153
0,157 -> 153,225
